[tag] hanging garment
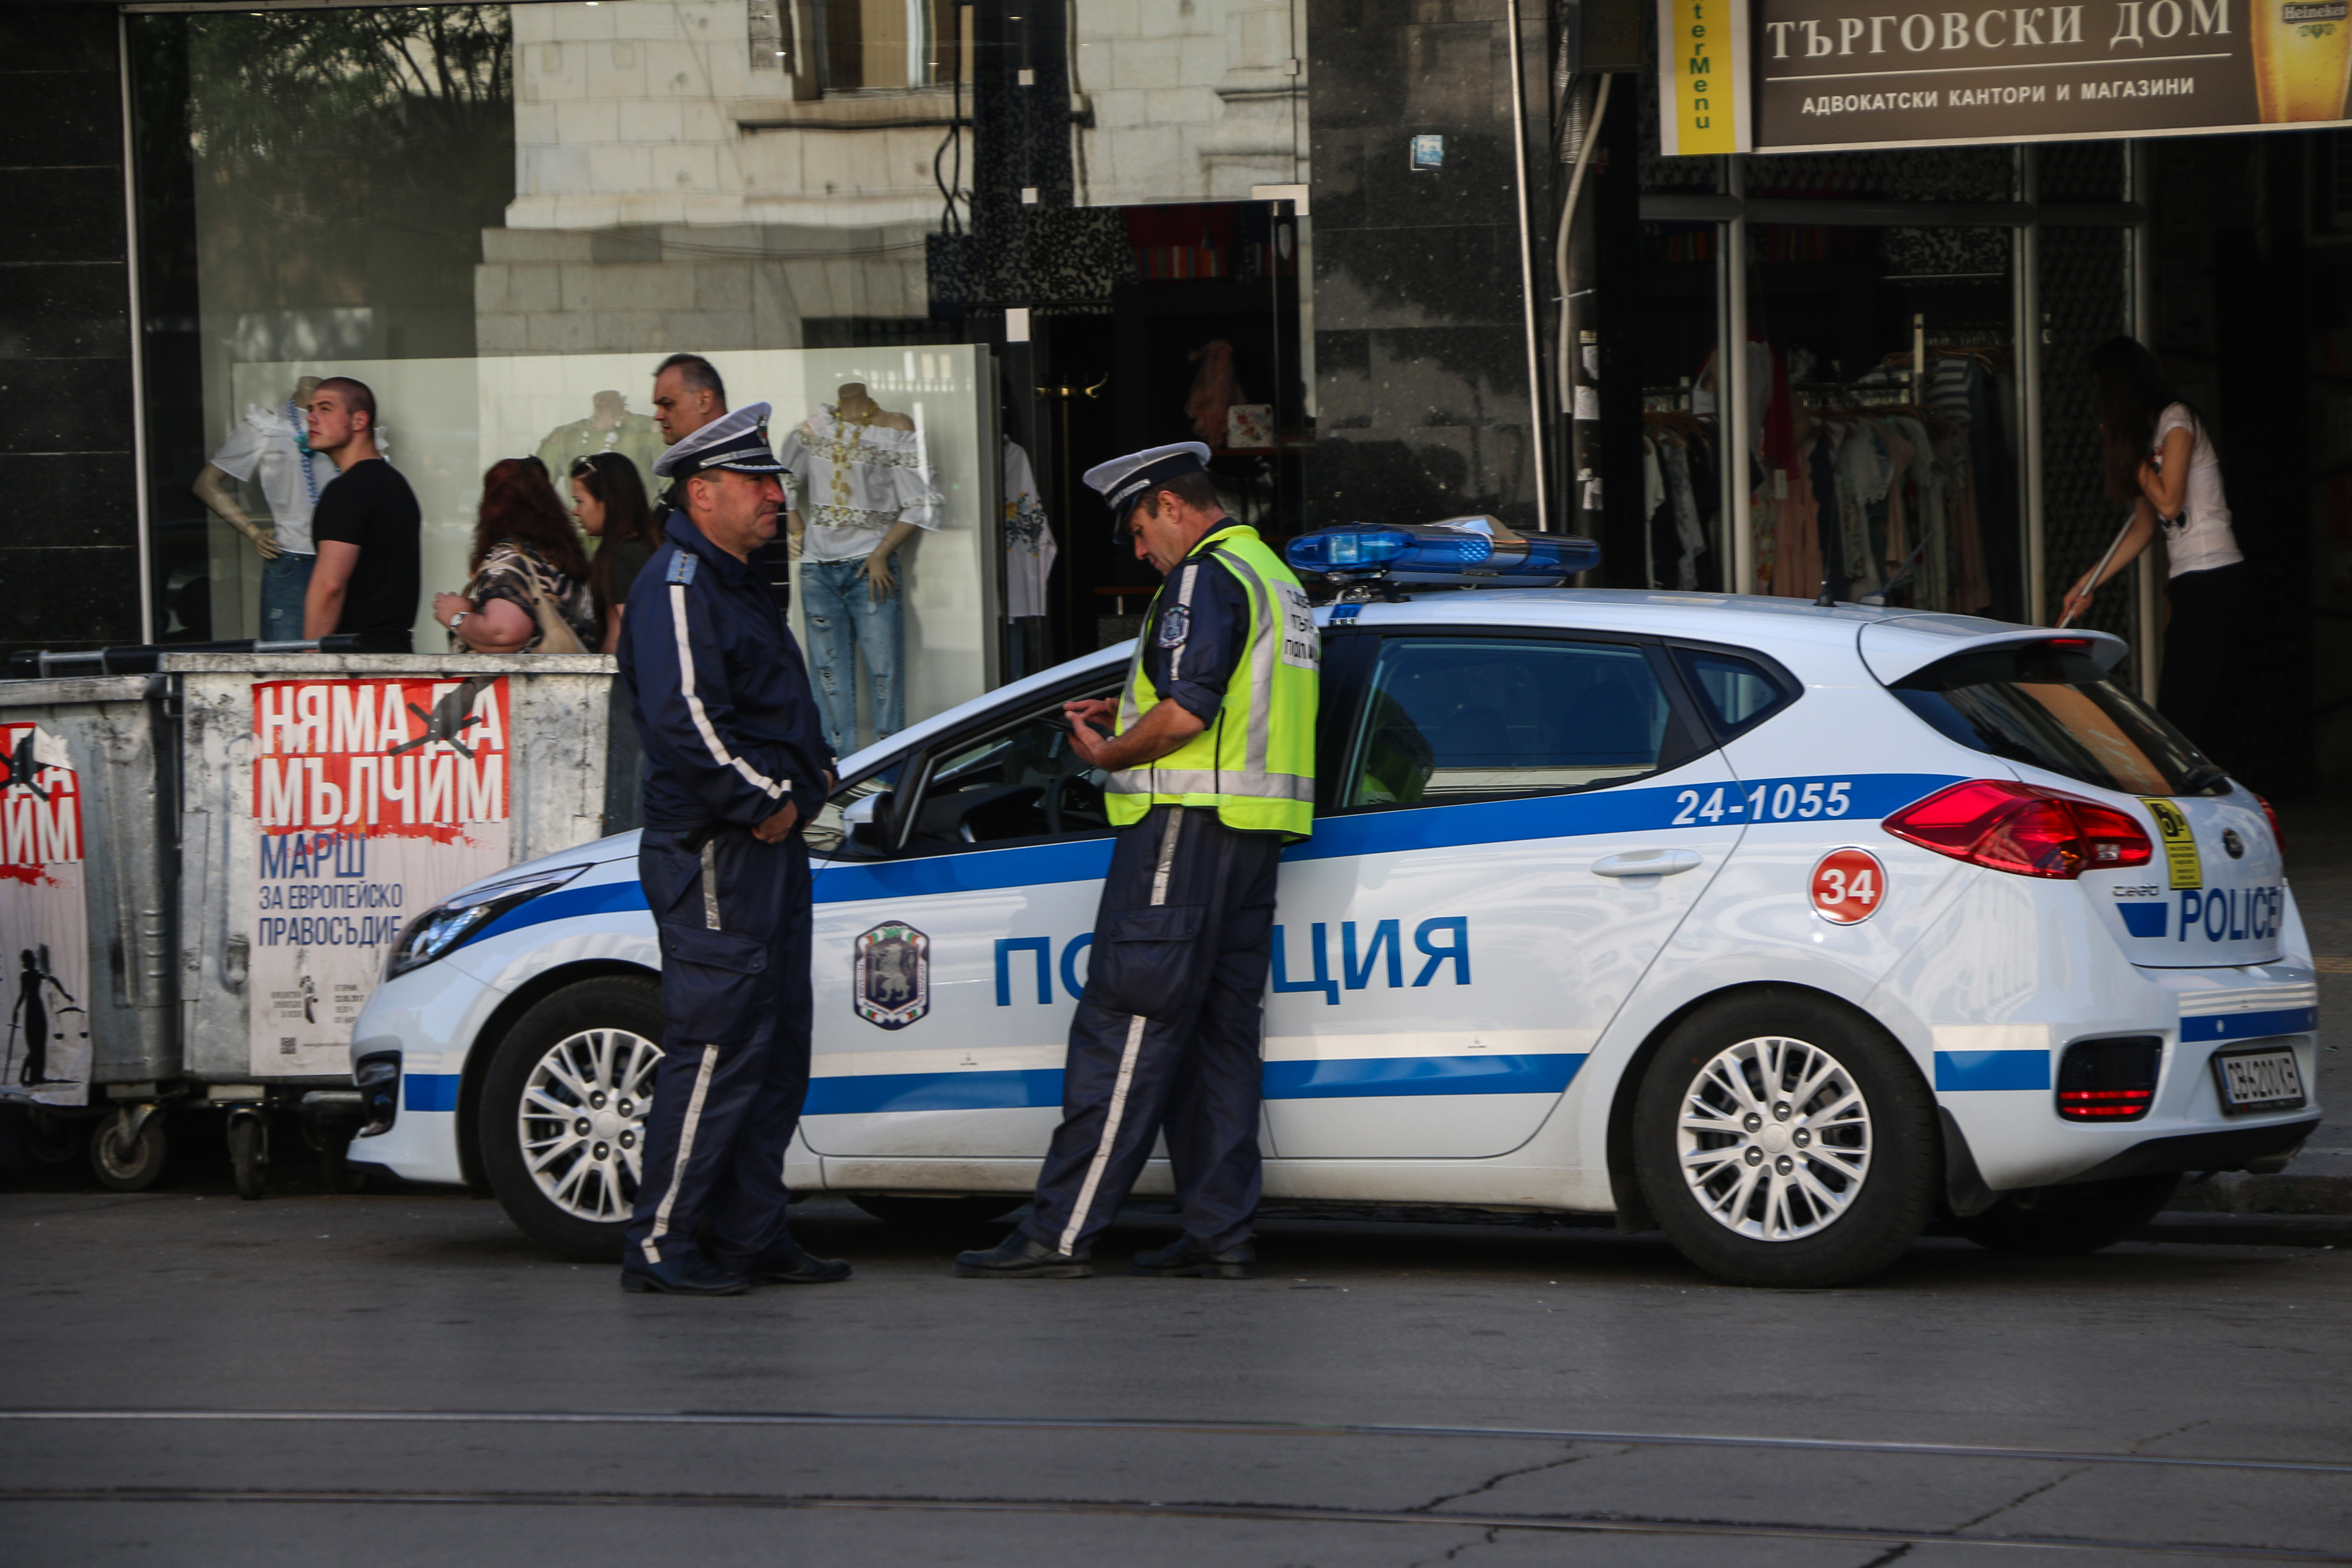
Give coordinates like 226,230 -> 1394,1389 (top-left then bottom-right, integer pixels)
778,405 -> 944,565
1642,433 -> 1666,589
1833,420 -> 1893,601
1810,432 -> 1845,598
1186,340 -> 1244,448
1003,439 -> 1057,620
1662,430 -> 1710,591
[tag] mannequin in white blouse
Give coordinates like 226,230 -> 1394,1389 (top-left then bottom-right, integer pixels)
787,383 -> 919,603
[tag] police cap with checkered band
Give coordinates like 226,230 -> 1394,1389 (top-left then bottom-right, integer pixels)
1081,441 -> 1213,538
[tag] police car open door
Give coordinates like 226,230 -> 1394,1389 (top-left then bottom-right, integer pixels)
1259,631 -> 1746,1160
797,674 -> 1126,1167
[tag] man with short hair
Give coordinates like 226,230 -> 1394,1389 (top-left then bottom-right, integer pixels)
650,353 -> 790,612
650,353 -> 727,448
956,442 -> 1320,1282
303,376 -> 421,646
614,403 -> 845,1296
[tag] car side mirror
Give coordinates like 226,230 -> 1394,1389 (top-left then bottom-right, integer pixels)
845,789 -> 897,853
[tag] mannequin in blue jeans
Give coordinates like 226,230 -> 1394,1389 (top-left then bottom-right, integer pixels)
792,517 -> 916,756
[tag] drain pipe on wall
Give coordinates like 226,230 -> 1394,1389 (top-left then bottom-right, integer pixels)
1555,73 -> 1612,547
1504,0 -> 1552,531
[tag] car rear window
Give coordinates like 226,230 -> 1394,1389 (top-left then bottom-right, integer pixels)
1890,645 -> 2221,796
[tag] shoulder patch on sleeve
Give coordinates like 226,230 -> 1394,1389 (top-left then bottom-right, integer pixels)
666,551 -> 698,586
1156,603 -> 1192,649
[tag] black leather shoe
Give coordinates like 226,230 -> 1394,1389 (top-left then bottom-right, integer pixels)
724,1246 -> 853,1285
620,1251 -> 751,1296
1132,1237 -> 1254,1279
952,1231 -> 1092,1279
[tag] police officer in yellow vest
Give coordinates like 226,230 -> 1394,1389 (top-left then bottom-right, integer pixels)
956,443 -> 1318,1280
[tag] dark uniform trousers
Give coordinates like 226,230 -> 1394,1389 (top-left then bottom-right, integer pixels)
624,825 -> 814,1269
1023,805 -> 1283,1258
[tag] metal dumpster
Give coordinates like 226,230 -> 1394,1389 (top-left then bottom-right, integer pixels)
0,675 -> 179,1181
1,650 -> 634,1194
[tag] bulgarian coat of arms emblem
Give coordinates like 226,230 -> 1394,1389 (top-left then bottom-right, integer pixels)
854,921 -> 930,1030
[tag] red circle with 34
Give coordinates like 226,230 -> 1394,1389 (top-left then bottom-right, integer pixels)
1810,848 -> 1887,925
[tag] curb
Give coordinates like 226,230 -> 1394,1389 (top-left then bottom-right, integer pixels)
2164,1170 -> 2352,1217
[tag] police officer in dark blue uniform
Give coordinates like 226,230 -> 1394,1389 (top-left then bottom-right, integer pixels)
955,443 -> 1320,1282
616,403 -> 848,1295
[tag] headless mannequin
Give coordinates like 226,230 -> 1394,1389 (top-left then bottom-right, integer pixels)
193,375 -> 322,560
788,382 -> 919,603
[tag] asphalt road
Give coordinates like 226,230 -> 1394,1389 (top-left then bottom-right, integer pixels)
4,1189 -> 2349,1566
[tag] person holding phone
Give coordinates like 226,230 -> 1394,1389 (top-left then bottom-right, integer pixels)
2061,337 -> 2248,751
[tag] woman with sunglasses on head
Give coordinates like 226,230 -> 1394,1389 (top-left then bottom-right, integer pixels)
570,452 -> 661,654
432,457 -> 600,654
2059,337 -> 2248,754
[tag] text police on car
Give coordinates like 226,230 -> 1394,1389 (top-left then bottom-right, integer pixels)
955,442 -> 1321,1281
613,403 -> 851,1296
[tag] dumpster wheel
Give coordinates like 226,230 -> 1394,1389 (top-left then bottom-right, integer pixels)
227,1109 -> 269,1200
91,1106 -> 168,1193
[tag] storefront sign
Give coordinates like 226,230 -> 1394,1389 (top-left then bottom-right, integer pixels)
246,676 -> 512,1076
1663,0 -> 2352,151
0,722 -> 91,1107
1660,0 -> 1758,153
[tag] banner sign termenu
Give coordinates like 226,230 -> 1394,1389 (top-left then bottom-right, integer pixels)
1665,0 -> 2352,152
246,676 -> 512,1077
0,722 -> 91,1107
1660,0 -> 1758,153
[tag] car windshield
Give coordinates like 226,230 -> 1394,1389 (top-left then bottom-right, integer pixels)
1890,645 -> 2220,797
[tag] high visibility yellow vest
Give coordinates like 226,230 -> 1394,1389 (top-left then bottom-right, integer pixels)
1105,524 -> 1319,840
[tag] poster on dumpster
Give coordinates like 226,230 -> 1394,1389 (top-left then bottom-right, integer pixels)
246,676 -> 511,1077
0,721 -> 92,1107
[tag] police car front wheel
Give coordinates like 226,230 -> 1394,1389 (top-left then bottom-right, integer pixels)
1634,991 -> 1941,1289
479,974 -> 665,1262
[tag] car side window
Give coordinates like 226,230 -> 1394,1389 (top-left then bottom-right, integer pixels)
1673,646 -> 1795,739
905,700 -> 1116,851
1341,637 -> 1676,808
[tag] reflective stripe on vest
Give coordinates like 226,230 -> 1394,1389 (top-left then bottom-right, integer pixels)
1105,524 -> 1318,839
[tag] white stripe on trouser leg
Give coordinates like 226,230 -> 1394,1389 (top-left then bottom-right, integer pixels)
641,1044 -> 720,1265
1057,808 -> 1187,1256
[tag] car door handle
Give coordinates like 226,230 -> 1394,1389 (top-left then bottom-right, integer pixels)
1590,849 -> 1704,878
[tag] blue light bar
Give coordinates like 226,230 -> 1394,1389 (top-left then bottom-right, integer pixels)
1286,523 -> 1600,586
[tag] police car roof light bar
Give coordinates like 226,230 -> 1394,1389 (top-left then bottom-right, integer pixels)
1286,522 -> 1600,588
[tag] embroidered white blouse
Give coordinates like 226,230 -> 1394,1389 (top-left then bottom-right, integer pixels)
778,404 -> 944,564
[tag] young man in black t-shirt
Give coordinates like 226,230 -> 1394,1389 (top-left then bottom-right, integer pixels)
303,376 -> 421,646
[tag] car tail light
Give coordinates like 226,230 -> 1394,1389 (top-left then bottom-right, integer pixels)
2057,1036 -> 2162,1121
1882,780 -> 2153,880
2255,793 -> 2284,856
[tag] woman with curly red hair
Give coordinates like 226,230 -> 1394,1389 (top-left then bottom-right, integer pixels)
432,457 -> 600,653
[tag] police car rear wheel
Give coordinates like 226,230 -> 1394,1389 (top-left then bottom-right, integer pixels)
480,976 -> 665,1262
1635,992 -> 1939,1288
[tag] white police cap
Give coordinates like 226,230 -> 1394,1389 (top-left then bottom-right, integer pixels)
1081,441 -> 1212,531
653,401 -> 789,480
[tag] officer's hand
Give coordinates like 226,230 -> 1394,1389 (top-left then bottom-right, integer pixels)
1063,697 -> 1115,733
753,800 -> 800,843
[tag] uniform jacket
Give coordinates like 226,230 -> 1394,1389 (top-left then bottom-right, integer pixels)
619,513 -> 834,831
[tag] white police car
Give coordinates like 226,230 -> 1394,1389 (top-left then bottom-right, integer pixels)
348,522 -> 2318,1287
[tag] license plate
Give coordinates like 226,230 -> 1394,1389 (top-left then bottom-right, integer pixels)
2211,1047 -> 2306,1115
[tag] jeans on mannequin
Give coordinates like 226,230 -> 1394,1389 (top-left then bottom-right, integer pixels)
259,551 -> 317,642
799,555 -> 903,756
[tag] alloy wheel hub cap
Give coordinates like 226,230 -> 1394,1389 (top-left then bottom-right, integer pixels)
518,1028 -> 663,1222
1675,1033 -> 1873,1242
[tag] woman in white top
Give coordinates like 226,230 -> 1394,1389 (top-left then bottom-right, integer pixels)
2060,337 -> 2249,752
